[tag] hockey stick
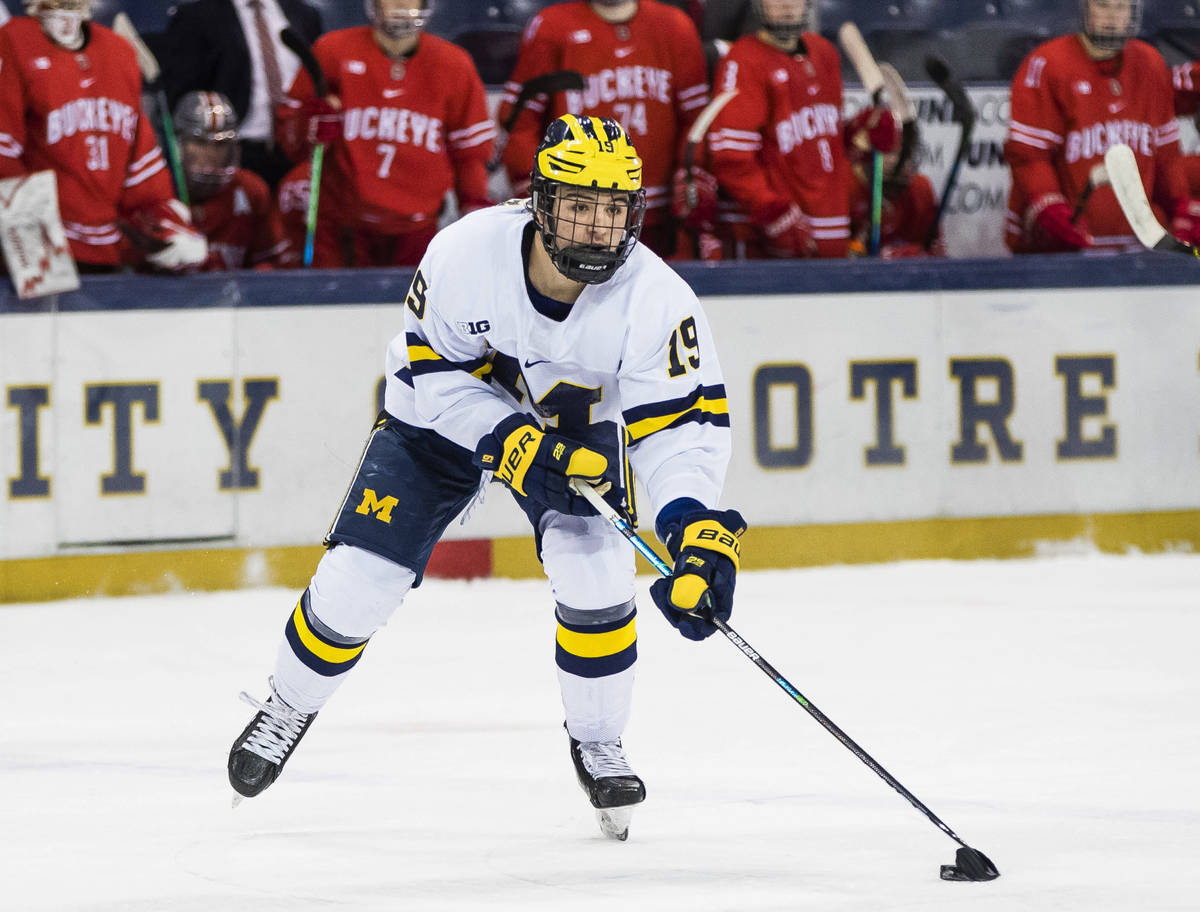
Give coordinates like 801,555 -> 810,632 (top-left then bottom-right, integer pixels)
839,22 -> 886,254
677,89 -> 737,257
112,13 -> 189,206
569,479 -> 1000,883
923,57 -> 975,251
1104,142 -> 1200,255
280,27 -> 327,268
488,70 -> 586,173
1071,163 -> 1109,224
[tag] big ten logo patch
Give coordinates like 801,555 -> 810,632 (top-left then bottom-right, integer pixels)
456,319 -> 490,335
356,488 -> 399,523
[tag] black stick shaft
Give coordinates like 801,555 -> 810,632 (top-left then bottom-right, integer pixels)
711,616 -> 968,849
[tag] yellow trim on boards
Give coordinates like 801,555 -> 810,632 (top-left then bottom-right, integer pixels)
2,509 -> 1198,604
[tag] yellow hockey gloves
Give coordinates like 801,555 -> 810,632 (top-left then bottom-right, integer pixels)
650,508 -> 747,641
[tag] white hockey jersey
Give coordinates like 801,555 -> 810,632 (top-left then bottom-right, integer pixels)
383,201 -> 731,523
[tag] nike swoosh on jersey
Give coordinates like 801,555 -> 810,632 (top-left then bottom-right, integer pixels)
80,77 -> 96,88
524,358 -> 550,368
614,47 -> 634,58
383,87 -> 405,98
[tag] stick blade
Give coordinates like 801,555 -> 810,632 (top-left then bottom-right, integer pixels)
838,21 -> 884,97
1105,143 -> 1171,250
939,846 -> 1000,882
112,12 -> 161,83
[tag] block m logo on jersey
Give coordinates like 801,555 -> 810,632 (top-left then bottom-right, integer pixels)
356,488 -> 399,523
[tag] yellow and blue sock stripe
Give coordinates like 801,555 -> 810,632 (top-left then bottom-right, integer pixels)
555,602 -> 637,678
284,589 -> 371,678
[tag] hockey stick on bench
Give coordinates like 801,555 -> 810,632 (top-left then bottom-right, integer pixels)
839,22 -> 886,254
1104,142 -> 1200,256
569,479 -> 1000,883
924,57 -> 975,252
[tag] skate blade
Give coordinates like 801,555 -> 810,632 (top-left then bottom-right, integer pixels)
231,793 -> 244,809
596,806 -> 633,841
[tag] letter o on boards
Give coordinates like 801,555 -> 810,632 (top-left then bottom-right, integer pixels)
753,364 -> 812,468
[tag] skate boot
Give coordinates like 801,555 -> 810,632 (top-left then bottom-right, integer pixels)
569,735 -> 646,840
228,678 -> 316,805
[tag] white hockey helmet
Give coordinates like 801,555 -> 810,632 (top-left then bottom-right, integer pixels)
25,0 -> 92,50
365,0 -> 433,41
752,0 -> 810,43
1080,0 -> 1143,53
174,91 -> 241,201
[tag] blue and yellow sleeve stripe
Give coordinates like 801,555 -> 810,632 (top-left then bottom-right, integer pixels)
555,608 -> 637,679
406,332 -> 492,381
622,384 -> 729,444
284,590 -> 371,678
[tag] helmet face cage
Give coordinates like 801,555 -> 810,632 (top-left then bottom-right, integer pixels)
752,0 -> 811,43
528,115 -> 646,285
531,182 -> 646,284
27,0 -> 91,48
1080,0 -> 1142,53
365,0 -> 433,41
174,91 -> 240,200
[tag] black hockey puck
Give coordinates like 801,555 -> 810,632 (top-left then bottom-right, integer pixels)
939,846 -> 1000,882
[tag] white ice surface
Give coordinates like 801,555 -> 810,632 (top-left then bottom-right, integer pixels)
4,554 -> 1199,911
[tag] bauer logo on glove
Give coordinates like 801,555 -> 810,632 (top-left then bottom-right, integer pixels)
474,413 -> 611,516
650,508 -> 747,641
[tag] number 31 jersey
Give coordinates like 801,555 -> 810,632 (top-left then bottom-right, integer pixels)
384,202 -> 732,521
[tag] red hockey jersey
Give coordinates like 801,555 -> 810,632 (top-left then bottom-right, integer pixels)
278,28 -> 493,234
1006,35 -> 1185,253
0,18 -> 175,265
707,33 -> 851,258
498,0 -> 708,224
190,169 -> 295,270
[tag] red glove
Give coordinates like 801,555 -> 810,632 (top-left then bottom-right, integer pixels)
1170,199 -> 1200,247
756,201 -> 814,258
671,166 -> 718,227
299,96 -> 342,145
1030,194 -> 1092,252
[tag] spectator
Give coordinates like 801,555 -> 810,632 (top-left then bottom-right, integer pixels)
844,107 -> 942,258
276,0 -> 494,267
162,0 -> 324,189
0,1 -> 206,273
706,0 -> 861,258
497,0 -> 709,257
1005,0 -> 1199,253
174,91 -> 296,270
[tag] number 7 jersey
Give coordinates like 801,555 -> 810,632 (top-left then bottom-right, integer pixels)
384,202 -> 733,521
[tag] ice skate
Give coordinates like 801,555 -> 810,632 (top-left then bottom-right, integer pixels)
569,735 -> 646,840
228,678 -> 316,805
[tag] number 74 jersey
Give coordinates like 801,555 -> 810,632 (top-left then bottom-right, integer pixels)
384,203 -> 733,521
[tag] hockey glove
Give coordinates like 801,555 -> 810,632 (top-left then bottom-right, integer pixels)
1170,198 -> 1200,247
757,200 -> 815,258
671,165 -> 719,227
123,200 -> 209,272
296,96 -> 343,146
1029,194 -> 1092,252
650,508 -> 747,641
474,413 -> 611,516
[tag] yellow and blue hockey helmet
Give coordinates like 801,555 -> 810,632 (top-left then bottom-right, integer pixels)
529,114 -> 646,284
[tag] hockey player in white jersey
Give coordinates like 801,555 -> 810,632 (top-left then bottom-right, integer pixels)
227,114 -> 746,840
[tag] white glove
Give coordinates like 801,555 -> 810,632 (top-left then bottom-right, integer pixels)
142,199 -> 208,271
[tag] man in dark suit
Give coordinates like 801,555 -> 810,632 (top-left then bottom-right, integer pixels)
162,0 -> 325,189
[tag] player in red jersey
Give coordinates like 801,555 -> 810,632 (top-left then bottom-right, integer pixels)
705,0 -> 856,259
1169,61 -> 1200,204
0,1 -> 206,272
276,0 -> 494,268
497,0 -> 709,256
175,91 -> 296,271
844,107 -> 943,258
1005,0 -> 1199,253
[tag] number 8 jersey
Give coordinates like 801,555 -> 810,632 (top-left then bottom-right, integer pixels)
384,202 -> 732,523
